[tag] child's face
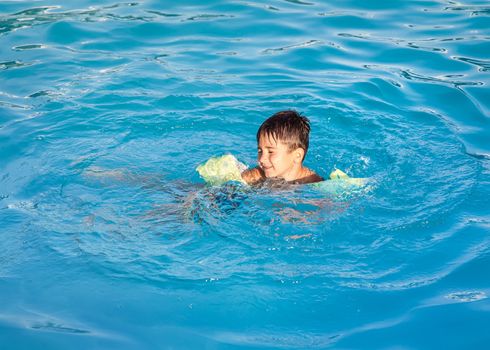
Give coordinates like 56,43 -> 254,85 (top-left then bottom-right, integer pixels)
257,133 -> 302,180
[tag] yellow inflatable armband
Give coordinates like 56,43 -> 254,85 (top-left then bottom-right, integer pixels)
196,154 -> 247,186
310,168 -> 369,193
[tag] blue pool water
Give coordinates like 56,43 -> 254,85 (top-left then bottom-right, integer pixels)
1,0 -> 489,348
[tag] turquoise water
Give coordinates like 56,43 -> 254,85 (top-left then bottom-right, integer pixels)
1,0 -> 489,348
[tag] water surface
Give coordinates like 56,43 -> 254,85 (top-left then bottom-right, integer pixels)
1,0 -> 489,349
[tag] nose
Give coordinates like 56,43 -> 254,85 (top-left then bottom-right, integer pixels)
258,152 -> 268,167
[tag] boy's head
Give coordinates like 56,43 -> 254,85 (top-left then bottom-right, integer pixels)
256,110 -> 311,180
257,110 -> 310,159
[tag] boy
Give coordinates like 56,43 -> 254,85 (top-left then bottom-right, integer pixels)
241,110 -> 324,185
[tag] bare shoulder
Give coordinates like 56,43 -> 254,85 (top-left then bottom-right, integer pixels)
298,168 -> 324,184
241,167 -> 264,185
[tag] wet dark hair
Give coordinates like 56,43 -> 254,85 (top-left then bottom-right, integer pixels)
256,110 -> 310,159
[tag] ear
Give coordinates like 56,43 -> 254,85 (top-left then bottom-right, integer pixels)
294,148 -> 305,163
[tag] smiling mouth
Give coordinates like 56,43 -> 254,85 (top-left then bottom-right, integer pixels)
262,167 -> 275,176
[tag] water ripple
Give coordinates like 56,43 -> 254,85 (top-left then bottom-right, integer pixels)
0,3 -> 149,36
262,39 -> 323,54
399,68 -> 483,87
0,60 -> 33,70
445,290 -> 488,303
11,43 -> 46,51
184,14 -> 235,22
444,4 -> 490,17
282,0 -> 314,5
453,55 -> 490,72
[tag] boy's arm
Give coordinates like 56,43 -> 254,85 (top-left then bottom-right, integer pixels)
241,167 -> 264,185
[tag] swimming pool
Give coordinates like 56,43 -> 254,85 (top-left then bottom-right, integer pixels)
1,0 -> 489,348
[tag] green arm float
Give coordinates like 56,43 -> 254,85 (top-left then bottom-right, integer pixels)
309,168 -> 369,194
196,154 -> 248,186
